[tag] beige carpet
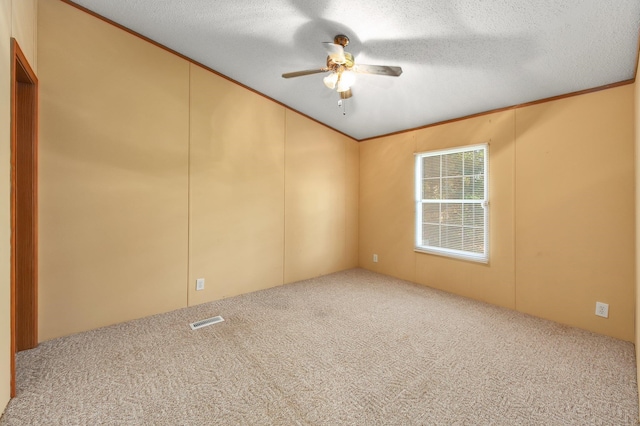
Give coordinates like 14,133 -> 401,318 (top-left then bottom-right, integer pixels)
1,269 -> 637,425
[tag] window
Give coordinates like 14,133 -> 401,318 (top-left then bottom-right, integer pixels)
415,144 -> 488,263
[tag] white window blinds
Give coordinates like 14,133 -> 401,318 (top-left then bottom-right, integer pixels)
415,144 -> 488,263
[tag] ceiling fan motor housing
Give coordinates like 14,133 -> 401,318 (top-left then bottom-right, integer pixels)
326,52 -> 354,70
334,34 -> 349,47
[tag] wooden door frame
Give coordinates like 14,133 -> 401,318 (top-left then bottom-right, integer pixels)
10,39 -> 38,398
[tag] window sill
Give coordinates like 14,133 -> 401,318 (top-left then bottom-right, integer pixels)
414,247 -> 489,264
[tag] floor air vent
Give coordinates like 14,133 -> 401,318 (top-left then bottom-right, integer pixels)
190,315 -> 224,330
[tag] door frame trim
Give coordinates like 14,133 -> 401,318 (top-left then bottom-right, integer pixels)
10,38 -> 39,398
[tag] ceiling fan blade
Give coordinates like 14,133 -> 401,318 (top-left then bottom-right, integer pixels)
282,69 -> 329,78
353,64 -> 403,77
322,42 -> 346,64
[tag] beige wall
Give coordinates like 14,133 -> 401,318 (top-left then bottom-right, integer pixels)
0,1 -> 10,411
11,0 -> 36,70
359,132 -> 416,282
39,0 -> 190,341
635,53 -> 640,413
360,85 -> 635,341
188,64 -> 285,305
0,0 -> 37,414
284,111 -> 359,283
515,88 -> 634,340
37,0 -> 358,342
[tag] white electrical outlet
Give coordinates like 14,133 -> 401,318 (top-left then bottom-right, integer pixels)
595,302 -> 609,318
196,278 -> 205,291
373,254 -> 378,263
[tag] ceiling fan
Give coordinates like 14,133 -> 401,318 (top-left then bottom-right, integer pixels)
282,35 -> 403,101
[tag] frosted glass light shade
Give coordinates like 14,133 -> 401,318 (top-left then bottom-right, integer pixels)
323,72 -> 338,89
337,71 -> 356,92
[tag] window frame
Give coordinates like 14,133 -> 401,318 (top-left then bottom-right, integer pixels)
414,143 -> 489,263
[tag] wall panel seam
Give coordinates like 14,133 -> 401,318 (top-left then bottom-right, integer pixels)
186,63 -> 191,307
283,110 -> 287,285
512,109 -> 517,311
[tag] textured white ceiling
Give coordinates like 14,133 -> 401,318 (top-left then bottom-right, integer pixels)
69,0 -> 640,140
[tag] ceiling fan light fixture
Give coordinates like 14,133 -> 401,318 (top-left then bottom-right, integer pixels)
336,80 -> 350,93
323,72 -> 338,89
282,34 -> 402,106
336,70 -> 356,92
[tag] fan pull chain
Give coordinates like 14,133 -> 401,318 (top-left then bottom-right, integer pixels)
338,99 -> 346,115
